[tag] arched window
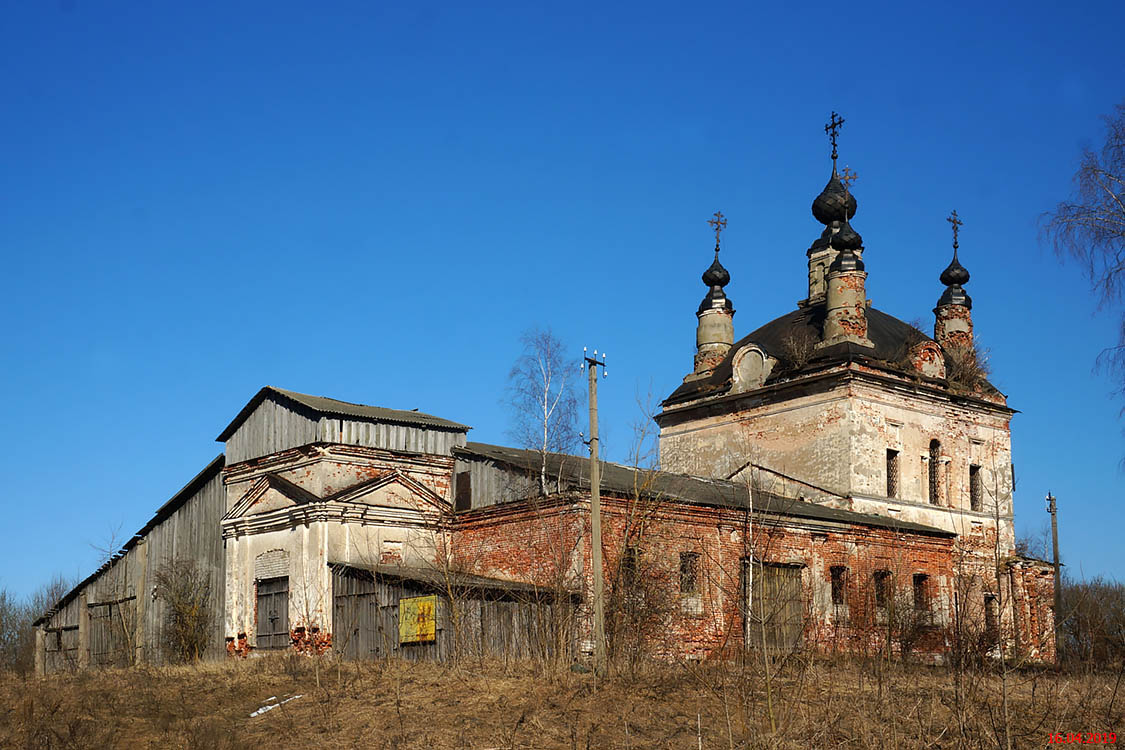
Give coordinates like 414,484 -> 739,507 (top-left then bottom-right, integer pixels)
928,440 -> 941,505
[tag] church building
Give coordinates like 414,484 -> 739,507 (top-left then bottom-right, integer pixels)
34,118 -> 1055,672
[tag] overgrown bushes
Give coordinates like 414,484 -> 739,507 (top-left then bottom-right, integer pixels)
153,557 -> 214,664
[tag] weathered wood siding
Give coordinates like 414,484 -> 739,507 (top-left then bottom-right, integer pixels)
224,397 -> 318,464
331,566 -> 569,663
38,458 -> 227,672
225,395 -> 466,464
42,596 -> 81,673
452,457 -> 537,510
139,464 -> 226,663
319,417 -> 465,456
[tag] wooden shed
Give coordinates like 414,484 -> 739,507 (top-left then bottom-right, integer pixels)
330,564 -> 577,663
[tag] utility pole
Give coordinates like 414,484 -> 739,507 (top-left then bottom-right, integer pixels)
1046,492 -> 1062,661
583,347 -> 607,677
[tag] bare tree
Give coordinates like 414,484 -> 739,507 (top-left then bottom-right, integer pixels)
153,558 -> 213,664
1042,100 -> 1125,385
505,327 -> 579,496
1,575 -> 74,674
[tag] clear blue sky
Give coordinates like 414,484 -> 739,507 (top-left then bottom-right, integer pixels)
1,1 -> 1121,598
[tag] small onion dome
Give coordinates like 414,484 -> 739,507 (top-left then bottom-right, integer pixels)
702,255 -> 730,288
829,246 -> 865,273
832,221 -> 863,251
939,252 -> 970,287
698,254 -> 733,313
811,170 -> 858,225
937,251 -> 972,308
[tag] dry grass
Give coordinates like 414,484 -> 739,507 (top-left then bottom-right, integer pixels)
0,656 -> 1120,749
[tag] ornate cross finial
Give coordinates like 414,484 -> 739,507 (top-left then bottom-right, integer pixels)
947,209 -> 963,251
707,211 -> 727,251
825,111 -> 845,162
841,165 -> 858,189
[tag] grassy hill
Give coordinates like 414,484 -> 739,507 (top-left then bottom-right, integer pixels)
1,656 -> 1120,749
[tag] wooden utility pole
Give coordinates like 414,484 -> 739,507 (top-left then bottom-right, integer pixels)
1046,492 -> 1062,660
584,348 -> 607,676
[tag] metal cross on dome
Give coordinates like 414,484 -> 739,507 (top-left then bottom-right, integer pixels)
825,111 -> 845,161
841,165 -> 858,188
947,209 -> 963,250
707,211 -> 727,249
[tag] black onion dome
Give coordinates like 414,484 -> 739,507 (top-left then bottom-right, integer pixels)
702,256 -> 730,288
833,221 -> 863,251
939,252 -> 970,286
829,246 -> 865,273
811,170 -> 858,225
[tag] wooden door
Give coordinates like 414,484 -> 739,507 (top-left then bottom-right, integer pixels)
255,577 -> 289,649
748,563 -> 804,654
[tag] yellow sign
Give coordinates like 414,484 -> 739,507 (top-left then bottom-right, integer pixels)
398,595 -> 437,644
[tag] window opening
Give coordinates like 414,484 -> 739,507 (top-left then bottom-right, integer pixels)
830,565 -> 848,607
886,449 -> 900,498
874,570 -> 892,611
679,552 -> 700,596
984,593 -> 999,644
928,440 -> 941,505
969,464 -> 982,512
454,471 -> 471,511
912,574 -> 930,612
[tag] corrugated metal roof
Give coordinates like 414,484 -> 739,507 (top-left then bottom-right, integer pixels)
455,442 -> 953,537
216,386 -> 470,441
332,562 -> 571,596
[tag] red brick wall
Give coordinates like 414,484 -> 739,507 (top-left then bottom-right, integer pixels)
450,492 -> 968,661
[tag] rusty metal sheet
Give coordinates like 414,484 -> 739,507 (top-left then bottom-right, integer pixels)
398,595 -> 437,644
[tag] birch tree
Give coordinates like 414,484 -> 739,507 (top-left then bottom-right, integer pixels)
505,327 -> 579,496
1042,100 -> 1125,386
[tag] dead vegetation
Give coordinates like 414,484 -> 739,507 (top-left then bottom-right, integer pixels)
0,655 -> 1120,749
946,342 -> 993,393
777,327 -> 818,372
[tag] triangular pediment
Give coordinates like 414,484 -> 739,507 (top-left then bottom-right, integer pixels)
324,470 -> 447,511
224,470 -> 446,521
225,474 -> 321,520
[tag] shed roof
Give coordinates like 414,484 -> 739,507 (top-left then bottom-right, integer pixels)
34,454 -> 226,626
216,386 -> 470,442
454,442 -> 952,537
332,562 -> 570,596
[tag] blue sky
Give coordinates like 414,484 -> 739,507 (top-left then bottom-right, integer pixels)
1,1 -> 1121,598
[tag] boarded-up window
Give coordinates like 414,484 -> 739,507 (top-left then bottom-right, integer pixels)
886,449 -> 899,498
969,465 -> 982,512
913,574 -> 930,612
830,566 -> 848,607
679,552 -> 700,595
984,593 -> 999,644
874,570 -> 892,611
748,562 -> 804,653
255,577 -> 289,649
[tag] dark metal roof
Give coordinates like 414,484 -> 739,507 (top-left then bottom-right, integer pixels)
455,442 -> 952,537
332,562 -> 572,597
216,386 -> 470,442
664,305 -> 937,405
